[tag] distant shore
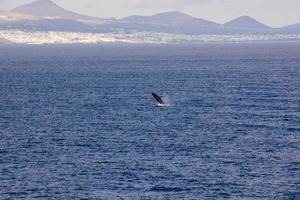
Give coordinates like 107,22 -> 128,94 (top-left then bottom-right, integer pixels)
1,30 -> 300,45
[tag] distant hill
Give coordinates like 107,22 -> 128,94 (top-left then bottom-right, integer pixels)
121,11 -> 218,27
286,23 -> 300,29
107,11 -> 223,34
282,23 -> 300,33
12,0 -> 97,20
224,16 -> 270,30
0,1 -> 298,35
0,10 -> 103,33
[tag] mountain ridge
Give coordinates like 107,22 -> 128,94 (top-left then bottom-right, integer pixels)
1,0 -> 299,34
121,11 -> 219,27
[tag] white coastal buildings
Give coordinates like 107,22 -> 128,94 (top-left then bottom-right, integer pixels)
1,30 -> 300,45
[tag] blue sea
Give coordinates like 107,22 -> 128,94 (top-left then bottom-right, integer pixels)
0,43 -> 299,199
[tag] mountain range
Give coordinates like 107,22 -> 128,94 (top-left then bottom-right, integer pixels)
1,0 -> 300,34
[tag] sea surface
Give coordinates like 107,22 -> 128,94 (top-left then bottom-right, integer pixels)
0,43 -> 300,199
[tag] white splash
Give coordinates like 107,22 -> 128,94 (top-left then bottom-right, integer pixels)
157,103 -> 170,107
157,96 -> 171,107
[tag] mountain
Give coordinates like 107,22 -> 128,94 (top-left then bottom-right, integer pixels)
121,11 -> 218,27
2,2 -> 300,35
107,11 -> 222,34
284,23 -> 300,29
0,10 -> 95,32
224,16 -> 270,30
280,23 -> 300,34
12,0 -> 96,20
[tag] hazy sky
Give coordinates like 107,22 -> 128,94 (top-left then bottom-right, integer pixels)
0,0 -> 300,27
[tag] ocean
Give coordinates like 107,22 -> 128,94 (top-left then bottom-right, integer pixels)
0,43 -> 299,199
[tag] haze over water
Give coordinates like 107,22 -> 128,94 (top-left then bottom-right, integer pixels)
0,43 -> 299,199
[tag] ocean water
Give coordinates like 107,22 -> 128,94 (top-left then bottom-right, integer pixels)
0,43 -> 300,199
